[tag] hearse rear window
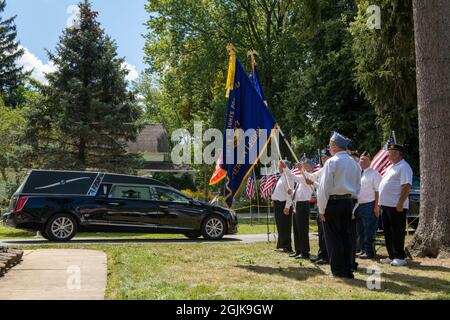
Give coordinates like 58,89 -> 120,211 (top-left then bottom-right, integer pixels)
150,187 -> 189,204
109,185 -> 151,200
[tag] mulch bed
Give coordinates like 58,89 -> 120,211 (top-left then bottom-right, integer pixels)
0,248 -> 24,277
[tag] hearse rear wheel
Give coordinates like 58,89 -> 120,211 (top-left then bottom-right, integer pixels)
45,213 -> 77,242
201,215 -> 226,240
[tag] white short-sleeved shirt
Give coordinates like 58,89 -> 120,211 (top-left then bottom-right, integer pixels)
358,167 -> 382,204
286,169 -> 314,202
379,159 -> 413,209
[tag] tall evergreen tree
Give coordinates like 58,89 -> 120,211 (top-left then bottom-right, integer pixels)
36,0 -> 142,172
0,0 -> 27,107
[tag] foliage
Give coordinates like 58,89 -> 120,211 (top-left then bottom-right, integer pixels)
143,0 -> 381,161
27,0 -> 144,173
0,0 -> 28,107
0,97 -> 31,201
152,172 -> 197,191
350,0 -> 418,170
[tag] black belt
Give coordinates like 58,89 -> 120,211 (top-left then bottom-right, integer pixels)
329,194 -> 352,200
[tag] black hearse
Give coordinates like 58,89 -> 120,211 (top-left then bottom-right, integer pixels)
2,170 -> 238,242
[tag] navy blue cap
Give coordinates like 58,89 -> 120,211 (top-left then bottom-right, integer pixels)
330,132 -> 351,149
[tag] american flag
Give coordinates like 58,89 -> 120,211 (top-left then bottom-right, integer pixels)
245,173 -> 256,199
371,133 -> 396,176
312,155 -> 322,173
260,174 -> 279,199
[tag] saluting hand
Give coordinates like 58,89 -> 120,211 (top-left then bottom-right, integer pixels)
288,189 -> 293,196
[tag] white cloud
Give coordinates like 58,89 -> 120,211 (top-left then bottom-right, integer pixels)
17,46 -> 56,84
18,46 -> 140,85
122,62 -> 140,83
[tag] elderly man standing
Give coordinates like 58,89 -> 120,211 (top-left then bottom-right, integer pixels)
378,144 -> 413,267
303,149 -> 332,265
272,160 -> 295,253
285,160 -> 315,259
318,132 -> 361,279
356,152 -> 382,259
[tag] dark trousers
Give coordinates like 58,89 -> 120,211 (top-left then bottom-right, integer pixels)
293,201 -> 310,255
323,199 -> 354,277
356,202 -> 378,256
317,213 -> 329,261
273,200 -> 293,251
381,206 -> 407,260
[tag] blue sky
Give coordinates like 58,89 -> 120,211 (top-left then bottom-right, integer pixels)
4,0 -> 149,82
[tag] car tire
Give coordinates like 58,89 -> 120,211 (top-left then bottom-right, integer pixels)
201,215 -> 226,240
40,230 -> 51,241
45,213 -> 77,242
184,232 -> 201,240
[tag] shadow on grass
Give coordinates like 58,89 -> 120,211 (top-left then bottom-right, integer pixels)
356,266 -> 450,295
235,264 -> 326,281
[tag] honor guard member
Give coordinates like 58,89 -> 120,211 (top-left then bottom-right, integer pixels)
356,152 -> 382,259
378,144 -> 413,267
285,159 -> 315,259
318,132 -> 361,279
272,160 -> 295,253
302,149 -> 332,265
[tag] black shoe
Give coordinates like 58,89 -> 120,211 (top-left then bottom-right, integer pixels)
351,262 -> 359,272
314,259 -> 329,265
289,252 -> 300,258
309,256 -> 320,263
295,254 -> 310,260
332,273 -> 354,279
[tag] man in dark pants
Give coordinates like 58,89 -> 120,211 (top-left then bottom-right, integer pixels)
284,160 -> 315,259
272,160 -> 295,253
303,149 -> 331,265
378,144 -> 412,267
318,132 -> 361,279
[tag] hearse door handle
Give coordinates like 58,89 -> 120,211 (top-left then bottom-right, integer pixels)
108,202 -> 122,206
159,205 -> 169,209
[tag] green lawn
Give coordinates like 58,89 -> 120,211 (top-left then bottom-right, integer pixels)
0,219 -> 319,240
15,240 -> 449,300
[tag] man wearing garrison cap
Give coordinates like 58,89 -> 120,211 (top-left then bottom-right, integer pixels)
272,160 -> 295,253
317,132 -> 361,279
378,144 -> 413,267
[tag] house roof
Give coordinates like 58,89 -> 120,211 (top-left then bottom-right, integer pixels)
127,124 -> 170,154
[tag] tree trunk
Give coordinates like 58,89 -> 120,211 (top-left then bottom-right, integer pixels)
408,0 -> 450,258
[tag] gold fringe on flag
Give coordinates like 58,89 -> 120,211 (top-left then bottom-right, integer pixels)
225,44 -> 236,98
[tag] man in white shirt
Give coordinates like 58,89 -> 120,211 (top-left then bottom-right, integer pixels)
272,160 -> 295,253
378,144 -> 413,267
355,152 -> 382,259
318,132 -> 361,279
301,149 -> 332,265
284,160 -> 315,259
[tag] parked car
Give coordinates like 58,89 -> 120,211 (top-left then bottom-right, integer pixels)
2,170 -> 238,242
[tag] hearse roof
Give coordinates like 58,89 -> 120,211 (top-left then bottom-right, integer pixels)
19,170 -> 168,196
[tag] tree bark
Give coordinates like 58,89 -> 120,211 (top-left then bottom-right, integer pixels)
408,0 -> 450,258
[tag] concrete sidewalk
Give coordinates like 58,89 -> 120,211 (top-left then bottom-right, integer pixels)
0,249 -> 107,300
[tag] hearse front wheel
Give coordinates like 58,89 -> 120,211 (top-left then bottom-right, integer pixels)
45,213 -> 77,242
201,215 -> 226,240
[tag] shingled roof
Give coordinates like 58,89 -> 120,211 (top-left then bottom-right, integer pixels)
127,124 -> 170,154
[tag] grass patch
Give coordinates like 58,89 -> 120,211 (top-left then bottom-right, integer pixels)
0,219 -> 318,240
14,239 -> 450,300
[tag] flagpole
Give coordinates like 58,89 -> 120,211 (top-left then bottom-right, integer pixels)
249,192 -> 253,226
253,168 -> 261,222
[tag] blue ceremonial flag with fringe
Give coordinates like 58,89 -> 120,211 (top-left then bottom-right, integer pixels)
222,54 -> 277,208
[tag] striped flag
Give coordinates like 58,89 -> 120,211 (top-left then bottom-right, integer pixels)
371,133 -> 396,176
259,176 -> 267,198
246,173 -> 256,199
312,155 -> 321,173
260,174 -> 278,199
